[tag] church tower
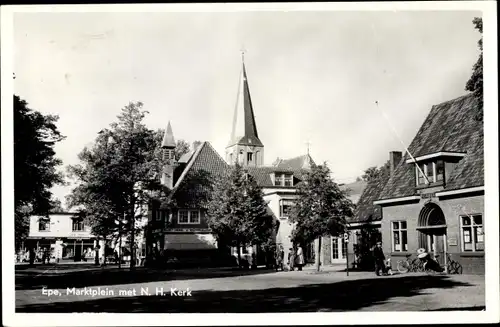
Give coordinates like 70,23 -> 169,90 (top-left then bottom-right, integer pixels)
225,54 -> 264,167
161,121 -> 177,189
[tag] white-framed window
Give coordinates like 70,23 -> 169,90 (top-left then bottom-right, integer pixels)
461,214 -> 484,252
38,217 -> 50,231
279,199 -> 295,218
416,160 -> 445,186
177,210 -> 200,224
72,218 -> 84,231
391,221 -> 408,252
274,173 -> 293,187
247,152 -> 253,162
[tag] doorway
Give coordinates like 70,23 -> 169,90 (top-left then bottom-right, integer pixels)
417,202 -> 448,266
331,237 -> 347,264
74,244 -> 82,262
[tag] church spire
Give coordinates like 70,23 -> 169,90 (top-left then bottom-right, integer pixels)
162,121 -> 176,148
225,52 -> 265,167
228,53 -> 263,148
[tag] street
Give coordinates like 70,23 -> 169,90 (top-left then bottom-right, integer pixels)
15,264 -> 485,312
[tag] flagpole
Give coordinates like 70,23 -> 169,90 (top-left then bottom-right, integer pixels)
374,101 -> 430,185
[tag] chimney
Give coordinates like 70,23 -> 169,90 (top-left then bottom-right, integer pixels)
389,151 -> 403,177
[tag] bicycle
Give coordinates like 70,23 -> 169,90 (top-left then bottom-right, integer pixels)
396,254 -> 426,273
446,253 -> 463,274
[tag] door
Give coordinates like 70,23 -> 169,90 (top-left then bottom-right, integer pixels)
74,244 -> 82,262
331,237 -> 347,264
428,233 -> 445,265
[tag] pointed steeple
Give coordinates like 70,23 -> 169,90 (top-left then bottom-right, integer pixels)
162,121 -> 176,149
228,57 -> 263,148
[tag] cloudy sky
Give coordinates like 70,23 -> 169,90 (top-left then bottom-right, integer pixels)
13,9 -> 481,206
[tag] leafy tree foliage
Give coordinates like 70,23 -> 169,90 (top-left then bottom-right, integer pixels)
290,163 -> 355,271
465,17 -> 483,121
67,102 -> 163,268
361,162 -> 390,183
14,95 -> 65,248
206,163 -> 273,268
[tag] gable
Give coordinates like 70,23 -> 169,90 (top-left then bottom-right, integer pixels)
378,94 -> 483,200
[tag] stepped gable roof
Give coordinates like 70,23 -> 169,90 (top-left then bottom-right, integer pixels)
378,94 -> 483,200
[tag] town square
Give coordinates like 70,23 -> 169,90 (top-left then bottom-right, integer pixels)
2,2 -> 499,326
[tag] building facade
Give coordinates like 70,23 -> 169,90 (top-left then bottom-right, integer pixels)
26,212 -> 103,262
374,94 -> 484,274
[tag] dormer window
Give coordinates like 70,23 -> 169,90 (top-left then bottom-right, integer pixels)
415,159 -> 445,186
274,173 -> 293,187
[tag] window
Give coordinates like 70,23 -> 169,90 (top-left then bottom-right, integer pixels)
177,210 -> 200,224
229,153 -> 233,163
72,218 -> 84,232
279,199 -> 295,218
190,210 -> 200,224
461,214 -> 484,251
178,210 -> 189,224
155,209 -> 162,221
274,173 -> 283,186
38,218 -> 50,232
392,221 -> 408,252
435,160 -> 444,182
247,152 -> 253,162
416,160 -> 446,186
274,173 -> 293,186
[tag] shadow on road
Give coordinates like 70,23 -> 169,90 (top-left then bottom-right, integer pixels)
17,275 -> 478,313
15,265 -> 275,291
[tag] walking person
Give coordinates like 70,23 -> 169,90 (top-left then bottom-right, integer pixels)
288,247 -> 296,271
373,241 -> 387,276
295,245 -> 305,271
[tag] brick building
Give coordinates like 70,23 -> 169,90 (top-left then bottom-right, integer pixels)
373,94 -> 484,274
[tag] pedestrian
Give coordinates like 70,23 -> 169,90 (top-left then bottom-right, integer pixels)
275,245 -> 284,271
295,245 -> 305,271
373,241 -> 387,276
288,247 -> 296,271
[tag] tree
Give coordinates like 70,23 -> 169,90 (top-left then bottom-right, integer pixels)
206,163 -> 273,268
290,163 -> 355,272
67,101 -> 163,269
360,162 -> 390,183
465,17 -> 483,121
14,95 -> 65,249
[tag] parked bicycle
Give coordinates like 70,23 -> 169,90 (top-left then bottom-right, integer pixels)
396,254 -> 426,273
434,253 -> 463,274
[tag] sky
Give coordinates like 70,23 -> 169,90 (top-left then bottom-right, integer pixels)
13,9 -> 482,207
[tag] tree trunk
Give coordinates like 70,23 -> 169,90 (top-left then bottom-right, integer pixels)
315,237 -> 321,272
129,205 -> 136,270
95,237 -> 99,266
236,242 -> 242,269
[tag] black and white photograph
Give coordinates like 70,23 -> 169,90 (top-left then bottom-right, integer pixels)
1,1 -> 498,326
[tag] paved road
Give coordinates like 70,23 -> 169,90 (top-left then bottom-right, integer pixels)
15,264 -> 485,312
